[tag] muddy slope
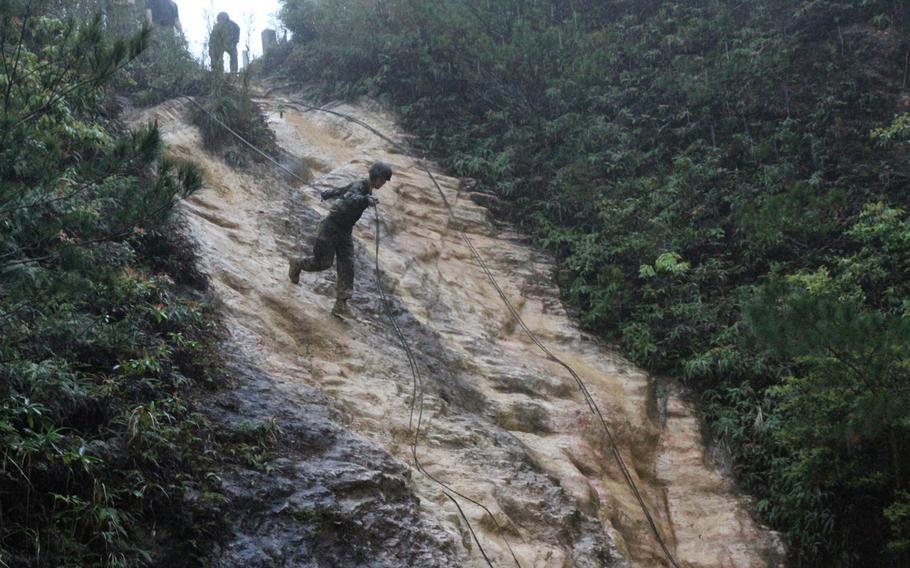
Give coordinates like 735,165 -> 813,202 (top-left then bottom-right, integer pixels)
132,95 -> 785,568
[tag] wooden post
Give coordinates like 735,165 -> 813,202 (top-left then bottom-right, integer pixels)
262,29 -> 277,53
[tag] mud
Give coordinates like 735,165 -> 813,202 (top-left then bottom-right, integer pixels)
130,93 -> 785,567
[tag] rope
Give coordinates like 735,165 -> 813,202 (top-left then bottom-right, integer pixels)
373,210 -> 522,568
183,96 -> 317,192
182,95 -> 515,566
281,97 -> 683,568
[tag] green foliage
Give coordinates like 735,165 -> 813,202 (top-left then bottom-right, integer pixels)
886,492 -> 910,555
872,113 -> 910,145
190,77 -> 277,156
274,0 -> 910,564
746,256 -> 910,562
0,7 -> 248,566
116,30 -> 205,107
219,418 -> 281,471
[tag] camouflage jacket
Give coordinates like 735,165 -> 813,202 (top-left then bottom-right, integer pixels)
210,19 -> 240,51
147,0 -> 178,26
321,179 -> 375,228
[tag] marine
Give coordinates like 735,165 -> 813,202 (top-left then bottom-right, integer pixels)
288,162 -> 394,319
209,12 -> 241,74
145,0 -> 182,33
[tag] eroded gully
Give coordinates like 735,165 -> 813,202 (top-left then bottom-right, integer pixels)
130,93 -> 785,568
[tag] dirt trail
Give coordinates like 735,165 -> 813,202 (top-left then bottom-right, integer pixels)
132,94 -> 785,567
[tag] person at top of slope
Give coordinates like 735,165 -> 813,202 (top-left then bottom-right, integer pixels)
209,11 -> 241,74
288,162 -> 394,319
146,0 -> 182,34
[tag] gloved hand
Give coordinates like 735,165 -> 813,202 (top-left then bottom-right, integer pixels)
367,196 -> 379,207
320,190 -> 329,201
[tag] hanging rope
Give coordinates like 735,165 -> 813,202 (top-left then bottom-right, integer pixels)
372,209 -> 523,568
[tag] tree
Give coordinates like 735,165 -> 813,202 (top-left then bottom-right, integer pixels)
1,4 -> 226,565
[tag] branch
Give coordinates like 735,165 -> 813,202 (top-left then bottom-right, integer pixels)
0,197 -> 178,269
10,27 -> 149,131
0,153 -> 140,216
27,22 -> 83,123
3,3 -> 31,117
0,301 -> 30,323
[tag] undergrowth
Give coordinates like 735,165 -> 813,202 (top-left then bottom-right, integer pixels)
116,28 -> 205,107
270,0 -> 910,564
0,5 -> 273,566
189,74 -> 277,157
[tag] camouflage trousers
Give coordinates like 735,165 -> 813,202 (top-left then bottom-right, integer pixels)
210,45 -> 239,74
297,218 -> 355,301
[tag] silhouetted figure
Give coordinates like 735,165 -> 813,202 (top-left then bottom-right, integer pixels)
145,0 -> 182,33
210,12 -> 241,74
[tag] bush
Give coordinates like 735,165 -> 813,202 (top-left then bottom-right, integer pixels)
116,29 -> 205,107
190,76 -> 277,156
0,7 -> 234,566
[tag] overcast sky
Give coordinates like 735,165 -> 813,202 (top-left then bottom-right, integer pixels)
177,0 -> 284,65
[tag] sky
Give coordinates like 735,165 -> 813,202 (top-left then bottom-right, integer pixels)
176,0 -> 285,65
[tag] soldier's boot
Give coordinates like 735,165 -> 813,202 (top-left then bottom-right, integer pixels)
288,258 -> 302,284
331,299 -> 352,319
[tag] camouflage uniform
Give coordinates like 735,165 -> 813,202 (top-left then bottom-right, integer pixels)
290,179 -> 375,303
146,0 -> 181,31
106,0 -> 141,36
209,13 -> 240,74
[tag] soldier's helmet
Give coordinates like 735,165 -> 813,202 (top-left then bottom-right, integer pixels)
217,12 -> 229,23
369,162 -> 393,182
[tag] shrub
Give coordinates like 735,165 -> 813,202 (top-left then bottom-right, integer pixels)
0,6 -> 235,565
116,29 -> 205,107
190,76 -> 277,156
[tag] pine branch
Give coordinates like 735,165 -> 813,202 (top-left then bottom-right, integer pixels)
10,26 -> 150,131
0,196 -> 180,269
0,152 -> 142,216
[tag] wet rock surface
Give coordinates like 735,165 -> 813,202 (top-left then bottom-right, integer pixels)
207,358 -> 461,567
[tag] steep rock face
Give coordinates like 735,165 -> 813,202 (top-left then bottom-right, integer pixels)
131,94 -> 784,567
208,359 -> 462,568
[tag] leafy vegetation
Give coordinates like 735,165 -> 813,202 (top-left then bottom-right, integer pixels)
0,4 -> 269,566
272,0 -> 910,564
189,76 -> 277,155
116,29 -> 205,107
